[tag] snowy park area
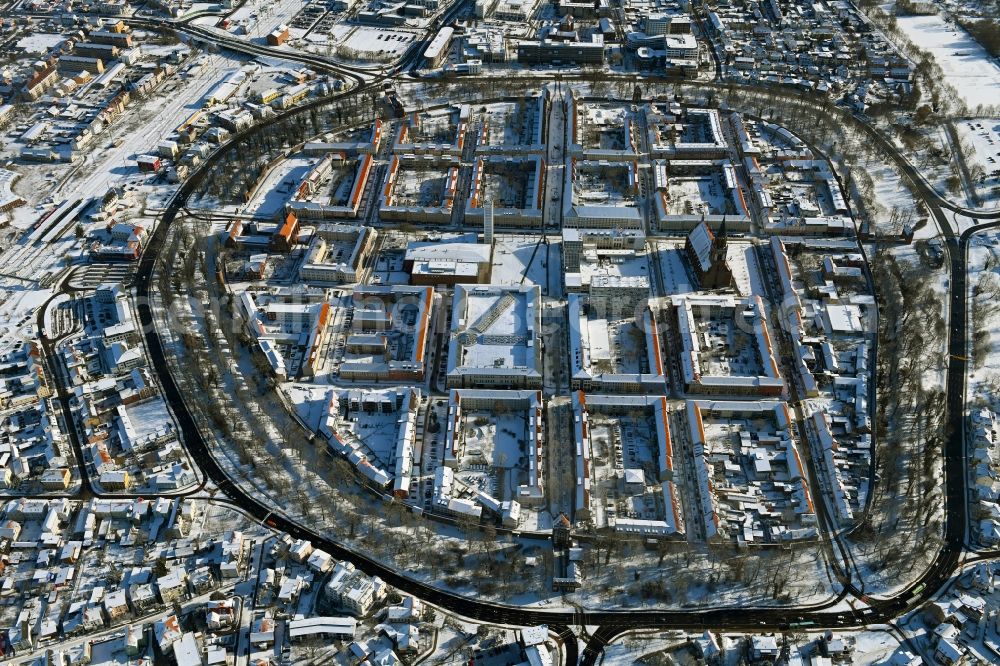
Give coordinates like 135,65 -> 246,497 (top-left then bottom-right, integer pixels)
896,14 -> 1000,110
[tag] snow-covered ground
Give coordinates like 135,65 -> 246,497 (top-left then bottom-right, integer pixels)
151,207 -> 846,610
889,123 -> 977,216
840,242 -> 949,597
849,629 -> 907,664
341,26 -> 419,58
955,118 -> 1000,209
237,154 -> 318,219
600,632 -> 681,664
896,14 -> 1000,110
896,559 -> 1000,665
0,50 -> 252,354
4,67 -> 952,620
0,286 -> 51,355
967,229 -> 1000,401
2,50 -> 246,236
218,0 -> 310,43
490,235 -> 550,287
600,627 -> 910,665
59,55 -> 245,204
14,32 -> 66,54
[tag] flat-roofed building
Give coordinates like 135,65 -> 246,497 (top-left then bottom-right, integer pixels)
59,55 -> 105,74
337,286 -> 433,383
443,389 -> 545,508
404,238 -> 492,286
465,155 -> 545,228
446,284 -> 542,389
287,153 -> 375,220
288,616 -> 356,641
517,35 -> 605,65
424,27 -> 454,67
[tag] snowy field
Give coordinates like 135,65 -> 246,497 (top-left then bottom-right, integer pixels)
897,243 -> 949,393
870,161 -> 929,236
896,14 -> 1000,109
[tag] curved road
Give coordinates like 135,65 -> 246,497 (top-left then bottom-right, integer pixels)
44,12 -> 1000,663
126,92 -> 975,666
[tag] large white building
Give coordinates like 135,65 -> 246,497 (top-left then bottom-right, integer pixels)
446,284 -> 542,389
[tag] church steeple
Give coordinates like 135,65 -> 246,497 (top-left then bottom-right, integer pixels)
711,215 -> 728,264
716,215 -> 728,243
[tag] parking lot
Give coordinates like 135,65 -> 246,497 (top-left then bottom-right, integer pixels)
69,263 -> 136,290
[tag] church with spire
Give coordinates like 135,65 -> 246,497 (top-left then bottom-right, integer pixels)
685,218 -> 735,290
